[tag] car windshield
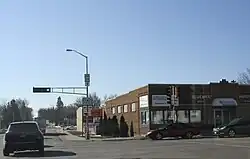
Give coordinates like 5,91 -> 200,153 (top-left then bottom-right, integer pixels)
9,123 -> 39,132
227,118 -> 242,126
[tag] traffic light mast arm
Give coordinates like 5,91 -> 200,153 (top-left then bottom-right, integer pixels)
33,86 -> 87,95
51,87 -> 87,95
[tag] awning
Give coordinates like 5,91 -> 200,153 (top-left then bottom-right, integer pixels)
212,98 -> 237,106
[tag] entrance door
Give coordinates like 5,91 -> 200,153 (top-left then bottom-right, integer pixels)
214,109 -> 223,128
223,110 -> 231,125
213,109 -> 232,127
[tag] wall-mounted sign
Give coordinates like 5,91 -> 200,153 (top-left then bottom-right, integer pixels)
239,95 -> 250,103
139,95 -> 148,108
192,95 -> 211,99
192,95 -> 211,104
152,95 -> 170,106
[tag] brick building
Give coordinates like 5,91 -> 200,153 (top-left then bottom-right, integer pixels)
104,79 -> 250,135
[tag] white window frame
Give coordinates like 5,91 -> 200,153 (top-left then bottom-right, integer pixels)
118,105 -> 122,113
112,107 -> 116,114
123,104 -> 128,113
131,103 -> 136,112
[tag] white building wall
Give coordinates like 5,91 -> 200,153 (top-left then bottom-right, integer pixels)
76,107 -> 100,134
76,107 -> 83,132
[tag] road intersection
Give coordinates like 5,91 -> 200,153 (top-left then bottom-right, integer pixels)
1,128 -> 250,159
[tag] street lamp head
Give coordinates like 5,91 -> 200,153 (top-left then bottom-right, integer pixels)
66,49 -> 73,52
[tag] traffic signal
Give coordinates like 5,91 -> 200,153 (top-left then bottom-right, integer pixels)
176,86 -> 180,98
33,87 -> 51,93
167,86 -> 172,105
167,85 -> 172,96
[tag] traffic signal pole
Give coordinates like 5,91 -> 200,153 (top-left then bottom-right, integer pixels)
66,49 -> 90,140
34,48 -> 91,140
85,57 -> 90,140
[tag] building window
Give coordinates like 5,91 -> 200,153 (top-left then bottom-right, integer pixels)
164,110 -> 174,123
118,105 -> 122,113
151,111 -> 164,124
131,103 -> 136,112
140,111 -> 149,125
184,110 -> 189,118
190,110 -> 201,123
177,110 -> 189,123
123,104 -> 128,113
112,107 -> 116,114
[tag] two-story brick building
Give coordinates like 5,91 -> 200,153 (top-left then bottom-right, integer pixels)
104,79 -> 250,135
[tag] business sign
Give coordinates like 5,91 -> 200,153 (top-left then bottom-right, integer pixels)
139,95 -> 148,108
239,95 -> 250,103
91,108 -> 102,117
152,95 -> 170,106
192,95 -> 211,104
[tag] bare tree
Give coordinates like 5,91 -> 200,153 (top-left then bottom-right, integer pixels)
238,68 -> 250,84
103,94 -> 118,102
74,92 -> 101,107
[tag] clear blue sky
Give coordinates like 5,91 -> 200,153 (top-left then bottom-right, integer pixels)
0,0 -> 250,115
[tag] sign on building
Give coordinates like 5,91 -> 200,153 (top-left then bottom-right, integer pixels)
91,108 -> 102,117
152,95 -> 170,106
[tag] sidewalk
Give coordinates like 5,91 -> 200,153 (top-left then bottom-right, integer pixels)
56,128 -> 147,141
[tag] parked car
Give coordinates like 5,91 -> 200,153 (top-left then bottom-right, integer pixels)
215,117 -> 250,138
213,124 -> 227,135
65,126 -> 76,130
3,121 -> 44,156
146,123 -> 200,140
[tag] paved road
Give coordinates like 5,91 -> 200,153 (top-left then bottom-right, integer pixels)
1,128 -> 250,158
0,128 -> 77,159
67,137 -> 250,159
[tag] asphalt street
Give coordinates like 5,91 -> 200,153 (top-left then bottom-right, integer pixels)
1,128 -> 250,159
0,129 -> 77,159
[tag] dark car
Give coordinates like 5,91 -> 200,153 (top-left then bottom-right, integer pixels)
216,117 -> 250,138
3,121 -> 44,156
146,123 -> 200,140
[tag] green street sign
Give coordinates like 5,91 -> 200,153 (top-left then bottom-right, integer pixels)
33,87 -> 51,93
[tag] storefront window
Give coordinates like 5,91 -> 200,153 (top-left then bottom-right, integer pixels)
177,110 -> 189,123
141,111 -> 149,125
151,111 -> 164,124
190,110 -> 201,123
163,110 -> 174,123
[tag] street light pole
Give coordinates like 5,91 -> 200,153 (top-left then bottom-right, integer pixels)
66,49 -> 90,140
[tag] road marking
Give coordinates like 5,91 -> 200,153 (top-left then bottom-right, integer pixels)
183,140 -> 250,148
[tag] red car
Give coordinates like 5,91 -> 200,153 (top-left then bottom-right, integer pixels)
146,123 -> 200,140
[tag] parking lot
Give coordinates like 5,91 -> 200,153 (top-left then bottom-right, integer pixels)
1,131 -> 250,159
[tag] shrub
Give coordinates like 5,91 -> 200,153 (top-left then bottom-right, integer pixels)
119,115 -> 129,137
130,121 -> 134,137
111,115 -> 120,137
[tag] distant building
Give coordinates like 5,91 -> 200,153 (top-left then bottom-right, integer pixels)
104,79 -> 250,135
76,106 -> 102,134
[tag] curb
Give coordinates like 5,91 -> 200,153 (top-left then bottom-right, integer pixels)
101,136 -> 147,141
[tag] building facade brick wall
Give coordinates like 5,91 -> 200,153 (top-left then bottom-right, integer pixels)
104,80 -> 250,135
105,86 -> 148,135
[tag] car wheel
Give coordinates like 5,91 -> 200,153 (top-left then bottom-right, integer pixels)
39,146 -> 44,157
228,129 -> 236,138
155,133 -> 163,140
185,131 -> 193,139
3,149 -> 9,156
